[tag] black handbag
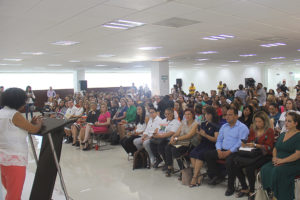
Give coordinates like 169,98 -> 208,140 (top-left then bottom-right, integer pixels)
233,148 -> 263,168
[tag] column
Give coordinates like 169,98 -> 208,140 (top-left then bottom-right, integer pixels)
73,69 -> 85,92
151,61 -> 169,96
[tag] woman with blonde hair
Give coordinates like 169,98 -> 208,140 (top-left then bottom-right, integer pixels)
226,111 -> 274,199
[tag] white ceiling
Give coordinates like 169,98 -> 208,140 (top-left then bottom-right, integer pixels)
1,0 -> 300,72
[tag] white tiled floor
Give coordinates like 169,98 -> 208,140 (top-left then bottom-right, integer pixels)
7,137 -> 247,200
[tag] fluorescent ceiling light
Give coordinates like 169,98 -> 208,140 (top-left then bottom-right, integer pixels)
97,54 -> 116,58
221,64 -> 229,67
239,54 -> 257,57
48,64 -> 62,67
117,20 -> 145,26
198,51 -> 218,54
69,60 -> 80,63
52,41 -> 79,46
138,46 -> 162,51
271,57 -> 285,60
95,64 -> 107,67
133,65 -> 144,68
298,49 -> 300,51
256,62 -> 265,64
197,58 -> 209,61
102,25 -> 128,29
194,63 -> 205,66
203,34 -> 235,41
293,59 -> 300,62
228,60 -> 240,63
102,19 -> 145,30
260,43 -> 286,47
0,63 -> 22,66
21,52 -> 45,55
2,58 -> 23,61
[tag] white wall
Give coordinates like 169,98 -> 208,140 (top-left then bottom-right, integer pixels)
169,65 -> 264,93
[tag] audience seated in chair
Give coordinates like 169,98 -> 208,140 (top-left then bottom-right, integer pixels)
227,111 -> 274,199
120,104 -> 148,155
204,107 -> 249,188
80,103 -> 111,150
165,108 -> 198,177
189,106 -> 220,187
261,112 -> 300,200
150,107 -> 181,170
118,98 -> 137,139
133,107 -> 162,165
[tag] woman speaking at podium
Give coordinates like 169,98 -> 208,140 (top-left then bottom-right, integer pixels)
0,88 -> 42,200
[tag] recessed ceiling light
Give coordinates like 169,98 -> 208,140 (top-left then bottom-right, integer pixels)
239,54 -> 257,57
0,63 -> 22,66
271,57 -> 285,60
138,46 -> 162,51
203,34 -> 235,41
97,54 -> 116,58
52,41 -> 80,46
21,52 -> 45,55
2,58 -> 23,61
198,51 -> 218,54
228,60 -> 240,63
196,58 -> 209,61
48,64 -> 62,67
260,43 -> 286,47
95,64 -> 107,67
102,25 -> 128,29
69,60 -> 80,63
102,19 -> 145,30
133,65 -> 144,68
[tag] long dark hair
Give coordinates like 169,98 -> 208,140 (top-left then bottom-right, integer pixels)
136,104 -> 146,125
205,106 -> 219,124
26,85 -> 32,93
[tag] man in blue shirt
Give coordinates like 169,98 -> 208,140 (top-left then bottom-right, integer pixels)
268,103 -> 281,127
205,107 -> 249,190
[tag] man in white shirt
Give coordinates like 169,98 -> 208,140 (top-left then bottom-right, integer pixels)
150,107 -> 181,169
133,107 -> 162,164
47,86 -> 56,98
64,101 -> 78,143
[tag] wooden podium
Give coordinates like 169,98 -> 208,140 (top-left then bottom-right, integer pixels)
29,117 -> 77,200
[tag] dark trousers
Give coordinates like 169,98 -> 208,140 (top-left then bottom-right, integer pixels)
228,155 -> 271,192
25,103 -> 34,120
165,144 -> 189,169
204,150 -> 236,180
150,138 -> 169,162
120,135 -> 140,154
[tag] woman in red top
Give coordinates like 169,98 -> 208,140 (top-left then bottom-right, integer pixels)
227,111 -> 275,199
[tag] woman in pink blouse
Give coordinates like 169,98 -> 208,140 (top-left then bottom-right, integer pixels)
81,103 -> 111,150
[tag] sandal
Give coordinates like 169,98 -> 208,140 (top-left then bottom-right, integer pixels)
236,190 -> 249,198
197,175 -> 204,186
189,176 -> 198,187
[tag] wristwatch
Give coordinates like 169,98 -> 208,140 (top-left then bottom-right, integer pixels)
174,137 -> 178,141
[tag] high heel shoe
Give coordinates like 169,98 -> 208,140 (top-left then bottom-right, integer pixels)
82,143 -> 90,151
197,175 -> 204,186
189,176 -> 198,188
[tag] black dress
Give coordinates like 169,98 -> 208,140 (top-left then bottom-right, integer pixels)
189,122 -> 220,160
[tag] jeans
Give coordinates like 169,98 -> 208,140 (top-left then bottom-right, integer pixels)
25,103 -> 34,120
133,137 -> 155,164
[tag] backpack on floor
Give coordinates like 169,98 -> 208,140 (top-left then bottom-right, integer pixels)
133,149 -> 150,170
